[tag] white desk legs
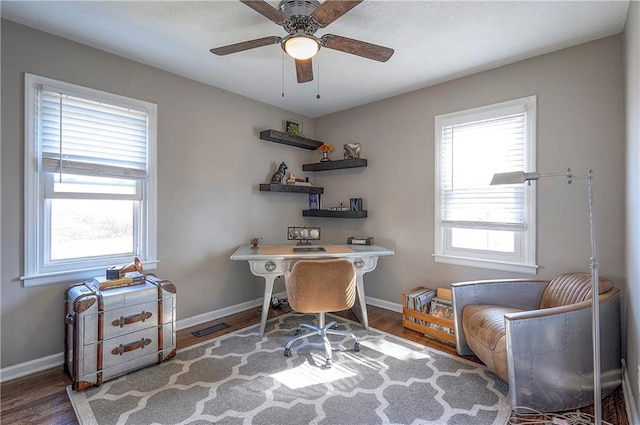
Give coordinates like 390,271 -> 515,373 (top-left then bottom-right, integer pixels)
349,256 -> 378,331
247,257 -> 379,336
248,259 -> 286,337
257,275 -> 276,336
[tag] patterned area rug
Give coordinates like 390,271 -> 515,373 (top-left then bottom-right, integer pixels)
67,313 -> 510,425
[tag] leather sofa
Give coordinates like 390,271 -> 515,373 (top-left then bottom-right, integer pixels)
451,272 -> 621,413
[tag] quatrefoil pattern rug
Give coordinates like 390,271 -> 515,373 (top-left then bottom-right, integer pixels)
68,313 -> 510,425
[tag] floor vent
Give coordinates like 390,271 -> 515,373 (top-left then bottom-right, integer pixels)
192,322 -> 230,337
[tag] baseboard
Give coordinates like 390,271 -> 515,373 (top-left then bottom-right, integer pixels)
0,352 -> 64,383
622,359 -> 639,425
175,296 -> 267,330
0,294 -> 269,384
366,296 -> 402,313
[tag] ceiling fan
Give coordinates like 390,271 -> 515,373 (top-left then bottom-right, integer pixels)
210,0 -> 394,84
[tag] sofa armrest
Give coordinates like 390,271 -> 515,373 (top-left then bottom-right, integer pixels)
451,279 -> 548,355
504,288 -> 621,412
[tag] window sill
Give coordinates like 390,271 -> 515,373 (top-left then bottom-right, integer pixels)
20,261 -> 158,288
432,254 -> 538,275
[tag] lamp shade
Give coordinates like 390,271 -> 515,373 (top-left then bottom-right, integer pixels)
490,171 -> 541,185
283,35 -> 320,60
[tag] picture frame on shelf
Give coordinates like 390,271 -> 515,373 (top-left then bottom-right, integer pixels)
344,143 -> 361,159
285,120 -> 304,136
308,193 -> 320,210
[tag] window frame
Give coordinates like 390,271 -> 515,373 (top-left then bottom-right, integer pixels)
433,96 -> 538,274
22,74 -> 157,287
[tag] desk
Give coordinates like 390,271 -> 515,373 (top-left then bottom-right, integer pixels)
230,244 -> 394,336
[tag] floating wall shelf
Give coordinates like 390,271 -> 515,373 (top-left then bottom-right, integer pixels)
302,158 -> 368,171
259,184 -> 324,194
303,209 -> 368,219
259,129 -> 323,150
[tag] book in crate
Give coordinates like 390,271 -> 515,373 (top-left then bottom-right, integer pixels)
89,271 -> 146,291
402,286 -> 455,345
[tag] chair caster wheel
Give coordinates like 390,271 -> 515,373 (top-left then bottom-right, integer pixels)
354,342 -> 361,352
294,329 -> 301,336
284,348 -> 291,357
325,359 -> 333,367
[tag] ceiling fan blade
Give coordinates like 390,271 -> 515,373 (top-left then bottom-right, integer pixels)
321,34 -> 394,62
311,0 -> 363,27
311,0 -> 362,28
240,0 -> 288,25
210,36 -> 282,56
295,59 -> 314,83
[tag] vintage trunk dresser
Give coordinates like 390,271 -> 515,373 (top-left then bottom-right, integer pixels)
64,274 -> 176,391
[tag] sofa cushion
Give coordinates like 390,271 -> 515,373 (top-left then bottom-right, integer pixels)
462,304 -> 523,381
539,272 -> 613,309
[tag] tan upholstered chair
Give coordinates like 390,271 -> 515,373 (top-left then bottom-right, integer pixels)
283,259 -> 360,367
451,272 -> 622,413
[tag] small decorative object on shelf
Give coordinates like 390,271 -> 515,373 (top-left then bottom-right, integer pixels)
285,120 -> 304,137
329,202 -> 350,211
288,226 -> 321,245
270,162 -> 288,184
250,237 -> 262,249
344,143 -> 361,159
286,172 -> 311,186
317,143 -> 335,162
350,197 -> 363,211
309,193 -> 320,210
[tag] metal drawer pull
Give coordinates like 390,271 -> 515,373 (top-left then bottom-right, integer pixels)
111,338 -> 152,356
112,311 -> 153,328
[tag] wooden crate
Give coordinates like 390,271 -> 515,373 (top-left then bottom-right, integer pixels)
402,286 -> 456,345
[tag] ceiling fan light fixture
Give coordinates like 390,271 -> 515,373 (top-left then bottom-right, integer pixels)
283,35 -> 320,60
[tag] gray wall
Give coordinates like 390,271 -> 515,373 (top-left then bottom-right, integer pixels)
624,0 -> 640,417
1,20 -> 316,367
315,35 -> 626,301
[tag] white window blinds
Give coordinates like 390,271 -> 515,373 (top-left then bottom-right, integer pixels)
39,86 -> 148,180
440,106 -> 527,230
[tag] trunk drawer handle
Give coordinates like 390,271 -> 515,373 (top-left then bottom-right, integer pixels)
111,338 -> 152,356
112,311 -> 153,328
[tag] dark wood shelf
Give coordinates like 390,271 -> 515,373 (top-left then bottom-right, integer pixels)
259,129 -> 323,150
302,158 -> 368,171
302,209 -> 368,218
260,184 -> 324,194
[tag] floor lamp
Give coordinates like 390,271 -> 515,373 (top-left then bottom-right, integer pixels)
490,168 -> 602,425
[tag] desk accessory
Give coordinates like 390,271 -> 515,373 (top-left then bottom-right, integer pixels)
347,236 -> 374,245
250,237 -> 262,249
288,226 -> 321,245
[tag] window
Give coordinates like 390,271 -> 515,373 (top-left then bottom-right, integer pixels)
434,96 -> 537,274
22,74 -> 157,287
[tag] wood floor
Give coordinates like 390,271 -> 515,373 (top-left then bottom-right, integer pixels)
0,304 -> 629,425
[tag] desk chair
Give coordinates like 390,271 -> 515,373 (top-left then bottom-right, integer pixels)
283,259 -> 360,367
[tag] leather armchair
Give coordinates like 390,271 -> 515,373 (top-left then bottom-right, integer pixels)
451,272 -> 621,413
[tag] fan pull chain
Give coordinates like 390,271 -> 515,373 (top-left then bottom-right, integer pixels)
316,54 -> 321,99
281,51 -> 285,98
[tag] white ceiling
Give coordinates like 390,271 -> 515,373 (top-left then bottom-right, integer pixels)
1,1 -> 630,118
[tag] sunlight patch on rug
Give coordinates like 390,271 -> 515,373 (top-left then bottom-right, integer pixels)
271,358 -> 358,389
359,338 -> 431,361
